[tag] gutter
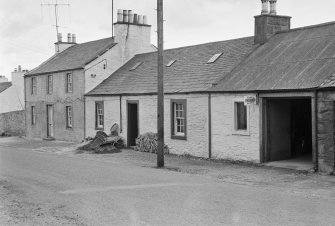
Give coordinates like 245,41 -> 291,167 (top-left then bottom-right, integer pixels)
25,67 -> 83,77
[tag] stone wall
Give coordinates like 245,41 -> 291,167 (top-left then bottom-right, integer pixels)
25,70 -> 85,142
317,91 -> 335,173
0,110 -> 25,136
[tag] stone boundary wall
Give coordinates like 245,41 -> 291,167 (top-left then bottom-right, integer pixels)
0,110 -> 25,136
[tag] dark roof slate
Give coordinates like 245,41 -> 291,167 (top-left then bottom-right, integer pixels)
212,22 -> 335,92
87,37 -> 256,95
0,82 -> 12,93
27,37 -> 116,76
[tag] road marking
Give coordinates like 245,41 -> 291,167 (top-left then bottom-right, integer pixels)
60,183 -> 210,194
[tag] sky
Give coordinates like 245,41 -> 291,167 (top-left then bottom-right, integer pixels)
1,0 -> 335,79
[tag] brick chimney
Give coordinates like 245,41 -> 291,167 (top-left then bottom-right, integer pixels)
54,33 -> 77,54
254,0 -> 291,44
114,9 -> 154,64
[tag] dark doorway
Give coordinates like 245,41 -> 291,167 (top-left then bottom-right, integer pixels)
127,101 -> 139,146
266,98 -> 312,162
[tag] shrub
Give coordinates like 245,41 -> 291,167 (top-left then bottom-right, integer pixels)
135,132 -> 169,154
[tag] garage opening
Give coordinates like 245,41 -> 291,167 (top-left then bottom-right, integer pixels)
265,98 -> 313,169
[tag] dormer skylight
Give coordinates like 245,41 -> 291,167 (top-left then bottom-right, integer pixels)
207,53 -> 223,64
166,60 -> 176,67
130,62 -> 143,71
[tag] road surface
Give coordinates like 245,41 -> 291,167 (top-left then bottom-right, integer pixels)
0,138 -> 335,225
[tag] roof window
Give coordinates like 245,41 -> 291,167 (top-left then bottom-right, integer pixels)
130,62 -> 143,71
207,53 -> 223,64
166,60 -> 176,67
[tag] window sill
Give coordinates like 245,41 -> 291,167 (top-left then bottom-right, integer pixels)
171,135 -> 187,140
95,127 -> 104,131
66,127 -> 73,131
232,130 -> 250,136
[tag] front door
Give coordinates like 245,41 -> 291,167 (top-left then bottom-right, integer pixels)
47,105 -> 54,137
127,102 -> 139,146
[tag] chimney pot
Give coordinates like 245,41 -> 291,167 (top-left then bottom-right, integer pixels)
18,65 -> 22,72
128,10 -> 134,23
138,15 -> 143,24
133,13 -> 138,24
143,15 -> 148,25
117,9 -> 123,22
72,34 -> 76,43
261,0 -> 269,15
57,33 -> 62,42
67,33 -> 71,42
270,0 -> 277,15
123,10 -> 128,23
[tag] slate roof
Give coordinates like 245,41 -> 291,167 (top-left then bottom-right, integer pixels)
26,37 -> 116,76
0,82 -> 11,93
212,22 -> 335,92
87,37 -> 257,95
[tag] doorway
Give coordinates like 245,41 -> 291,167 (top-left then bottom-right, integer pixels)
127,101 -> 139,146
47,105 -> 54,138
265,98 -> 312,163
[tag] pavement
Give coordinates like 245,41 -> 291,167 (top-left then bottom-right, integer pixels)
1,137 -> 335,225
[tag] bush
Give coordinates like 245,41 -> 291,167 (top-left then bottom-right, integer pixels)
135,132 -> 169,154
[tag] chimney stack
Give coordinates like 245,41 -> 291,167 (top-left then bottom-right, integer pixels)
254,0 -> 291,44
261,0 -> 269,15
270,0 -> 277,15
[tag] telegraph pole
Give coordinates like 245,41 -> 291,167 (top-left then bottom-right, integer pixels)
157,0 -> 165,168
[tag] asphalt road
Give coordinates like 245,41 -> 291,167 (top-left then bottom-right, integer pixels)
0,138 -> 335,226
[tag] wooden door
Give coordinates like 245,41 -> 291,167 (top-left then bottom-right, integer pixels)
47,105 -> 54,137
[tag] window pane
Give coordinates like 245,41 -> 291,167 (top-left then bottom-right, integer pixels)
236,102 -> 247,130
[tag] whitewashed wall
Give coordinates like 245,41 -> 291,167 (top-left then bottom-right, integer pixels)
85,93 -> 260,162
211,94 -> 260,162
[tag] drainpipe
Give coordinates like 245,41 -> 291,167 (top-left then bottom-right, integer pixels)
120,95 -> 123,133
208,93 -> 212,159
313,89 -> 319,171
84,95 -> 86,140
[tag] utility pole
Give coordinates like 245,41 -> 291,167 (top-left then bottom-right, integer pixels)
157,0 -> 165,168
112,0 -> 114,38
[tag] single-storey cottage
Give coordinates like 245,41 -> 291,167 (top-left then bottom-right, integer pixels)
85,1 -> 335,173
24,9 -> 156,141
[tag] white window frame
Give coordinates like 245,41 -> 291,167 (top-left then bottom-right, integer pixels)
66,73 -> 73,93
66,106 -> 73,128
171,99 -> 187,140
96,102 -> 104,129
232,98 -> 250,136
47,75 -> 53,94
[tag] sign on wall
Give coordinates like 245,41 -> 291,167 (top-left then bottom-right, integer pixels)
244,95 -> 258,106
